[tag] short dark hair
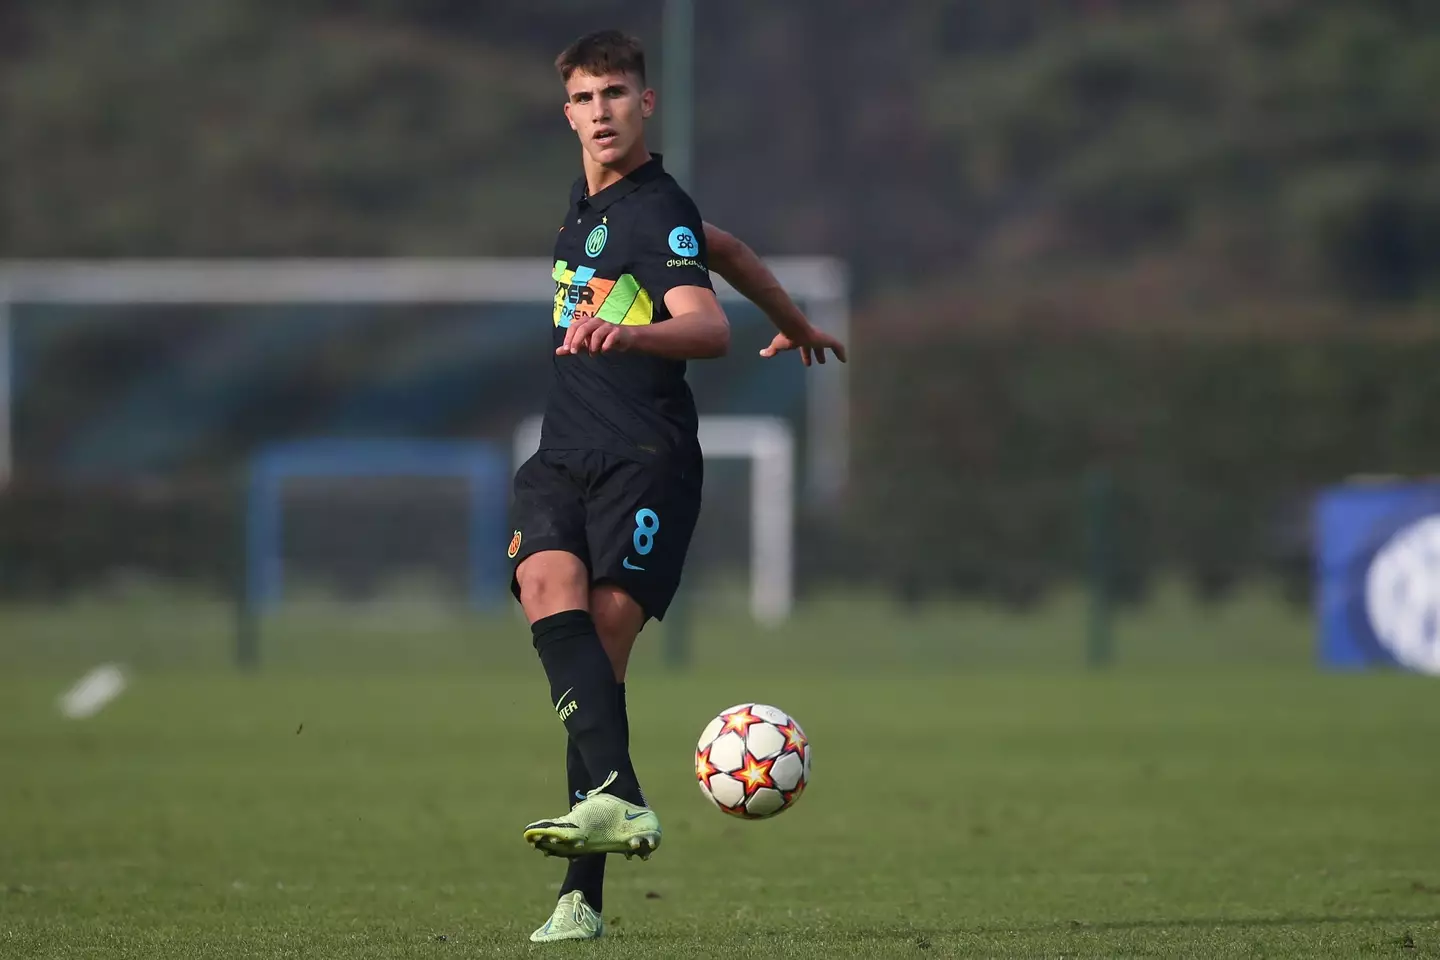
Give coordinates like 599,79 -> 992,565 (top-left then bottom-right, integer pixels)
555,30 -> 646,85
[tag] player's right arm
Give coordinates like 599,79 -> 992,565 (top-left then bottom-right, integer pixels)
632,285 -> 730,358
561,193 -> 730,360
561,285 -> 729,359
703,222 -> 847,367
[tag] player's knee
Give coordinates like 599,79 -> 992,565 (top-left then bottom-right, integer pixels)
590,604 -> 631,648
516,551 -> 589,619
590,584 -> 644,648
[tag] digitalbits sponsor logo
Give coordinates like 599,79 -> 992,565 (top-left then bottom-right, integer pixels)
668,226 -> 698,257
1365,514 -> 1440,675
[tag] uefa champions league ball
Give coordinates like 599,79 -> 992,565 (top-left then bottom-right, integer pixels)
695,703 -> 810,819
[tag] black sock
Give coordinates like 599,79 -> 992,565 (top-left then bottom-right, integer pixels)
559,736 -> 606,911
617,682 -> 646,806
532,610 -> 643,805
560,683 -> 638,911
555,679 -> 636,915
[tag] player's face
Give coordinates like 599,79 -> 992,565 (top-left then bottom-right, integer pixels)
563,70 -> 654,167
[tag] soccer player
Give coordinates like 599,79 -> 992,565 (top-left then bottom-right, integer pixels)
509,29 -> 846,943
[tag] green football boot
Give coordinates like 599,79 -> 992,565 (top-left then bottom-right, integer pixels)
522,771 -> 661,860
529,890 -> 603,942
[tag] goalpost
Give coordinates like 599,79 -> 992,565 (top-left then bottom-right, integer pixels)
512,414 -> 795,626
0,258 -> 849,501
0,258 -> 842,668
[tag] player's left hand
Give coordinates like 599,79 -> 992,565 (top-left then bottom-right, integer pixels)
759,325 -> 848,367
558,316 -> 635,356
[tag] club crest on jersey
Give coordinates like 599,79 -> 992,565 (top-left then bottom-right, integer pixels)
508,529 -> 522,559
585,224 -> 608,258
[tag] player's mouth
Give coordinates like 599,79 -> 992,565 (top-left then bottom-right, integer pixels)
593,127 -> 619,147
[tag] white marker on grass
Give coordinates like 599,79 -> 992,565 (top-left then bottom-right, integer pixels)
58,663 -> 128,719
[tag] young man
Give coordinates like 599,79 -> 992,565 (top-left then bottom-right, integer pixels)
510,29 -> 846,943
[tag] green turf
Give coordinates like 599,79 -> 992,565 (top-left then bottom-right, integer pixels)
0,577 -> 1314,673
3,666 -> 1438,958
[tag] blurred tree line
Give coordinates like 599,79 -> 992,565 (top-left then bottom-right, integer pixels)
5,0 -> 1436,304
3,0 -> 1439,605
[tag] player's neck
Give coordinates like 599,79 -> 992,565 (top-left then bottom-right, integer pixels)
582,144 -> 652,198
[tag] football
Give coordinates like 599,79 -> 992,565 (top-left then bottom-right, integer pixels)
694,703 -> 810,819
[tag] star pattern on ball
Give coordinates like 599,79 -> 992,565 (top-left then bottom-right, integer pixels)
778,719 -> 807,753
695,705 -> 810,821
735,752 -> 776,796
720,706 -> 763,738
695,745 -> 718,784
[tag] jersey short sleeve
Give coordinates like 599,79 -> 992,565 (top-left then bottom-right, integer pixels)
627,190 -> 713,314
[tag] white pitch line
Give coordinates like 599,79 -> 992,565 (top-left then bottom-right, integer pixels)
57,663 -> 128,719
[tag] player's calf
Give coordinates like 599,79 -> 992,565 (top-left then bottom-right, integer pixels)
531,609 -> 646,806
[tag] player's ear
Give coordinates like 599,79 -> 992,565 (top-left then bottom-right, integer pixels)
563,100 -> 577,130
640,87 -> 656,119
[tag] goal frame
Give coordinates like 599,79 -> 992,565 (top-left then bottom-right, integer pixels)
0,258 -> 849,505
512,414 -> 795,625
245,438 -> 511,611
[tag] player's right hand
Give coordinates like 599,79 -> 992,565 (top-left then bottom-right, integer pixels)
558,315 -> 632,356
558,315 -> 601,355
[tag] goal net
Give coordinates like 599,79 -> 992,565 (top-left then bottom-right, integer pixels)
0,258 -> 848,669
513,414 -> 794,625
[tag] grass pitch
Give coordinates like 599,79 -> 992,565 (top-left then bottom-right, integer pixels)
3,661 -> 1439,958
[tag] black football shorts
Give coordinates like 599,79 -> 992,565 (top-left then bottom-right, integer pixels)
507,448 -> 703,622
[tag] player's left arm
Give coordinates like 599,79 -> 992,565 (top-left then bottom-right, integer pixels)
703,221 -> 847,367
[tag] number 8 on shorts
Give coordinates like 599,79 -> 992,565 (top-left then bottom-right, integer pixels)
633,508 -> 660,556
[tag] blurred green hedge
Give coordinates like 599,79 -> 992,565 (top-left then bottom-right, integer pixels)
4,323 -> 1439,608
822,323 -> 1440,607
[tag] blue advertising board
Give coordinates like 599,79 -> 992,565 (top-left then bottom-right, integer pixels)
1315,481 -> 1440,674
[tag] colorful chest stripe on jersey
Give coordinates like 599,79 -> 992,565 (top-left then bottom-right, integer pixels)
553,261 -> 654,328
